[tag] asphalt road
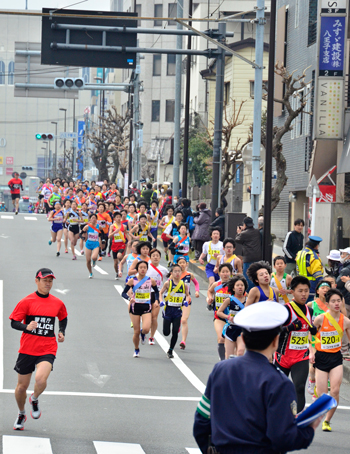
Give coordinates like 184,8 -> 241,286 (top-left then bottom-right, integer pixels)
0,213 -> 350,453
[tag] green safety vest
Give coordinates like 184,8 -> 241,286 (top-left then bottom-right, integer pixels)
296,247 -> 316,281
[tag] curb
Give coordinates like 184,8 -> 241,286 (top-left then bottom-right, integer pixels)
343,361 -> 350,383
188,259 -> 208,281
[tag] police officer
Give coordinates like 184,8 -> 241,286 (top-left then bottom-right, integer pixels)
296,236 -> 324,302
193,301 -> 321,454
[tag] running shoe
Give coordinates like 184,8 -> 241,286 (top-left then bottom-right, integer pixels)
328,380 -> 331,391
65,249 -> 68,253
167,349 -> 174,359
140,331 -> 146,345
81,250 -> 84,255
130,321 -> 134,328
165,253 -> 169,262
56,252 -> 60,257
149,337 -> 155,345
13,413 -> 27,430
307,379 -> 315,395
312,394 -> 317,402
48,240 -> 52,246
98,257 -> 102,261
72,256 -> 77,260
115,274 -> 119,280
180,341 -> 186,350
89,273 -> 93,279
322,421 -> 332,432
92,260 -> 96,267
107,253 -> 111,257
133,349 -> 140,358
15,210 -> 18,215
29,394 -> 41,419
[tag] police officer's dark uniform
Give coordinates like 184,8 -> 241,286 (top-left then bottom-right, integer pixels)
193,302 -> 316,454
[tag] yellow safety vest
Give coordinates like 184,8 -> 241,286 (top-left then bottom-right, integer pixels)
296,248 -> 317,281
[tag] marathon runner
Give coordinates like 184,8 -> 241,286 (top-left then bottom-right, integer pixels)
271,256 -> 293,304
82,213 -> 101,279
97,202 -> 112,260
62,199 -> 71,254
159,205 -> 175,262
78,202 -> 89,254
122,261 -> 158,357
169,223 -> 191,264
47,202 -> 64,257
311,288 -> 350,431
163,211 -> 183,265
213,238 -> 242,275
8,172 -> 23,215
10,268 -> 67,430
64,200 -> 83,260
199,228 -> 224,289
147,200 -> 160,248
245,261 -> 278,305
217,274 -> 247,359
128,241 -> 152,276
118,239 -> 139,280
159,264 -> 190,358
108,211 -> 128,280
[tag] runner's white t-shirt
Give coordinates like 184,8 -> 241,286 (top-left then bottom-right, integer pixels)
202,241 -> 224,265
146,264 -> 168,291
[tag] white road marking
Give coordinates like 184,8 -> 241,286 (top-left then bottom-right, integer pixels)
95,265 -> 109,275
75,250 -> 82,256
0,234 -> 9,238
3,435 -> 53,453
82,362 -> 111,388
0,388 -> 199,401
94,441 -> 146,454
1,215 -> 14,219
24,216 -> 37,221
54,289 -> 70,295
115,284 -> 206,394
0,280 -> 3,390
186,449 -> 201,454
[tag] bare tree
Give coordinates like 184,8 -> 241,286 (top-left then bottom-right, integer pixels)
88,106 -> 130,182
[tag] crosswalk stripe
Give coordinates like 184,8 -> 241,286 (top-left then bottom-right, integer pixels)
93,441 -> 146,453
3,435 -> 53,453
1,215 -> 14,219
186,448 -> 201,454
24,217 -> 37,221
94,265 -> 109,275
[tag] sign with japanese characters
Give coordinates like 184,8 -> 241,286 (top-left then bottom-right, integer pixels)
321,0 -> 347,15
319,16 -> 346,76
315,79 -> 343,139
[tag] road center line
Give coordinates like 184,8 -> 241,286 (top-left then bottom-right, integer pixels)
0,389 -> 199,401
24,217 -> 37,221
114,284 -> 206,394
74,250 -> 82,256
0,280 -> 3,390
95,265 -> 109,275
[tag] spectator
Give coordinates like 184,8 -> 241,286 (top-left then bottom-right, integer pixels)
325,250 -> 342,279
141,182 -> 153,206
210,207 -> 225,241
337,248 -> 350,317
235,217 -> 262,290
296,236 -> 324,302
179,182 -> 182,198
151,183 -> 159,200
160,188 -> 172,217
258,216 -> 264,245
192,203 -> 212,260
129,182 -> 141,199
282,218 -> 305,276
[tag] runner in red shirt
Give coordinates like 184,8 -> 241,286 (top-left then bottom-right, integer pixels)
8,172 -> 23,214
9,268 -> 68,430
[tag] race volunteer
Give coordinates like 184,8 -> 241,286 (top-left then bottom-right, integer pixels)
8,172 -> 23,214
194,301 -> 320,454
296,236 -> 324,302
10,268 -> 67,430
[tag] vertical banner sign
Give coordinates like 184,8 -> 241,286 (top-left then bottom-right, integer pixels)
315,4 -> 347,140
77,120 -> 85,179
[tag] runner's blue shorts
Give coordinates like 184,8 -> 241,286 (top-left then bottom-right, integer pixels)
85,240 -> 100,250
206,263 -> 219,281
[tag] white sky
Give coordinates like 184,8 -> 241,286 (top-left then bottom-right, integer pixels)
4,0 -> 111,11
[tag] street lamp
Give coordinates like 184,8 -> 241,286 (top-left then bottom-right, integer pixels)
42,141 -> 48,179
94,72 -> 105,119
51,121 -> 58,177
59,108 -> 67,169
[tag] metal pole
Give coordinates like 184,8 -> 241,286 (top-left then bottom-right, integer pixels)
102,68 -> 105,119
336,217 -> 343,250
128,87 -> 133,185
173,0 -> 183,198
51,121 -> 58,178
72,98 -> 76,179
157,152 -> 161,184
211,22 -> 226,219
311,186 -> 317,236
250,0 -> 265,227
263,0 -> 276,263
133,53 -> 140,188
182,0 -> 192,199
48,141 -> 52,178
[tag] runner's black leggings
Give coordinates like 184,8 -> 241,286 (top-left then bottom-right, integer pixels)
278,360 -> 309,413
163,317 -> 181,350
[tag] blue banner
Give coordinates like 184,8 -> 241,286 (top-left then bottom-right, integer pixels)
77,120 -> 85,180
319,16 -> 346,77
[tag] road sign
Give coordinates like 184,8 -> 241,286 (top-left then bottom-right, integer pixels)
20,172 -> 27,179
84,107 -> 91,114
0,157 -> 3,165
6,157 -> 13,165
6,167 -> 13,175
60,132 -> 78,140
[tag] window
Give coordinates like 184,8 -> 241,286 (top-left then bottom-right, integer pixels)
168,3 -> 177,26
165,100 -> 175,122
153,55 -> 161,76
224,82 -> 230,106
291,85 -> 312,140
308,0 -> 317,46
0,61 -> 5,85
250,80 -> 268,98
167,54 -> 176,76
8,61 -> 14,85
136,4 -> 141,26
154,4 -> 163,26
152,100 -> 160,122
82,67 -> 90,84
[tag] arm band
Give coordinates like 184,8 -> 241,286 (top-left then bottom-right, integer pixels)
192,277 -> 200,292
59,317 -> 68,336
152,285 -> 159,301
122,285 -> 132,300
11,320 -> 28,332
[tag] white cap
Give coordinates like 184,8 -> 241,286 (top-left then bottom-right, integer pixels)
327,250 -> 341,261
339,247 -> 350,255
234,301 -> 289,332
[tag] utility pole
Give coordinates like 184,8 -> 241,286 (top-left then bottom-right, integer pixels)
211,22 -> 226,218
51,121 -> 58,177
250,0 -> 265,227
133,52 -> 141,188
59,108 -> 67,170
72,98 -> 76,179
173,0 -> 183,198
48,141 -> 52,179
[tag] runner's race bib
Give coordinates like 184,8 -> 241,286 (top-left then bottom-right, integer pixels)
289,331 -> 309,350
321,331 -> 341,350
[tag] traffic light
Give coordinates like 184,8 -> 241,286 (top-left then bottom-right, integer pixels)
35,133 -> 54,140
22,166 -> 33,170
54,78 -> 85,89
